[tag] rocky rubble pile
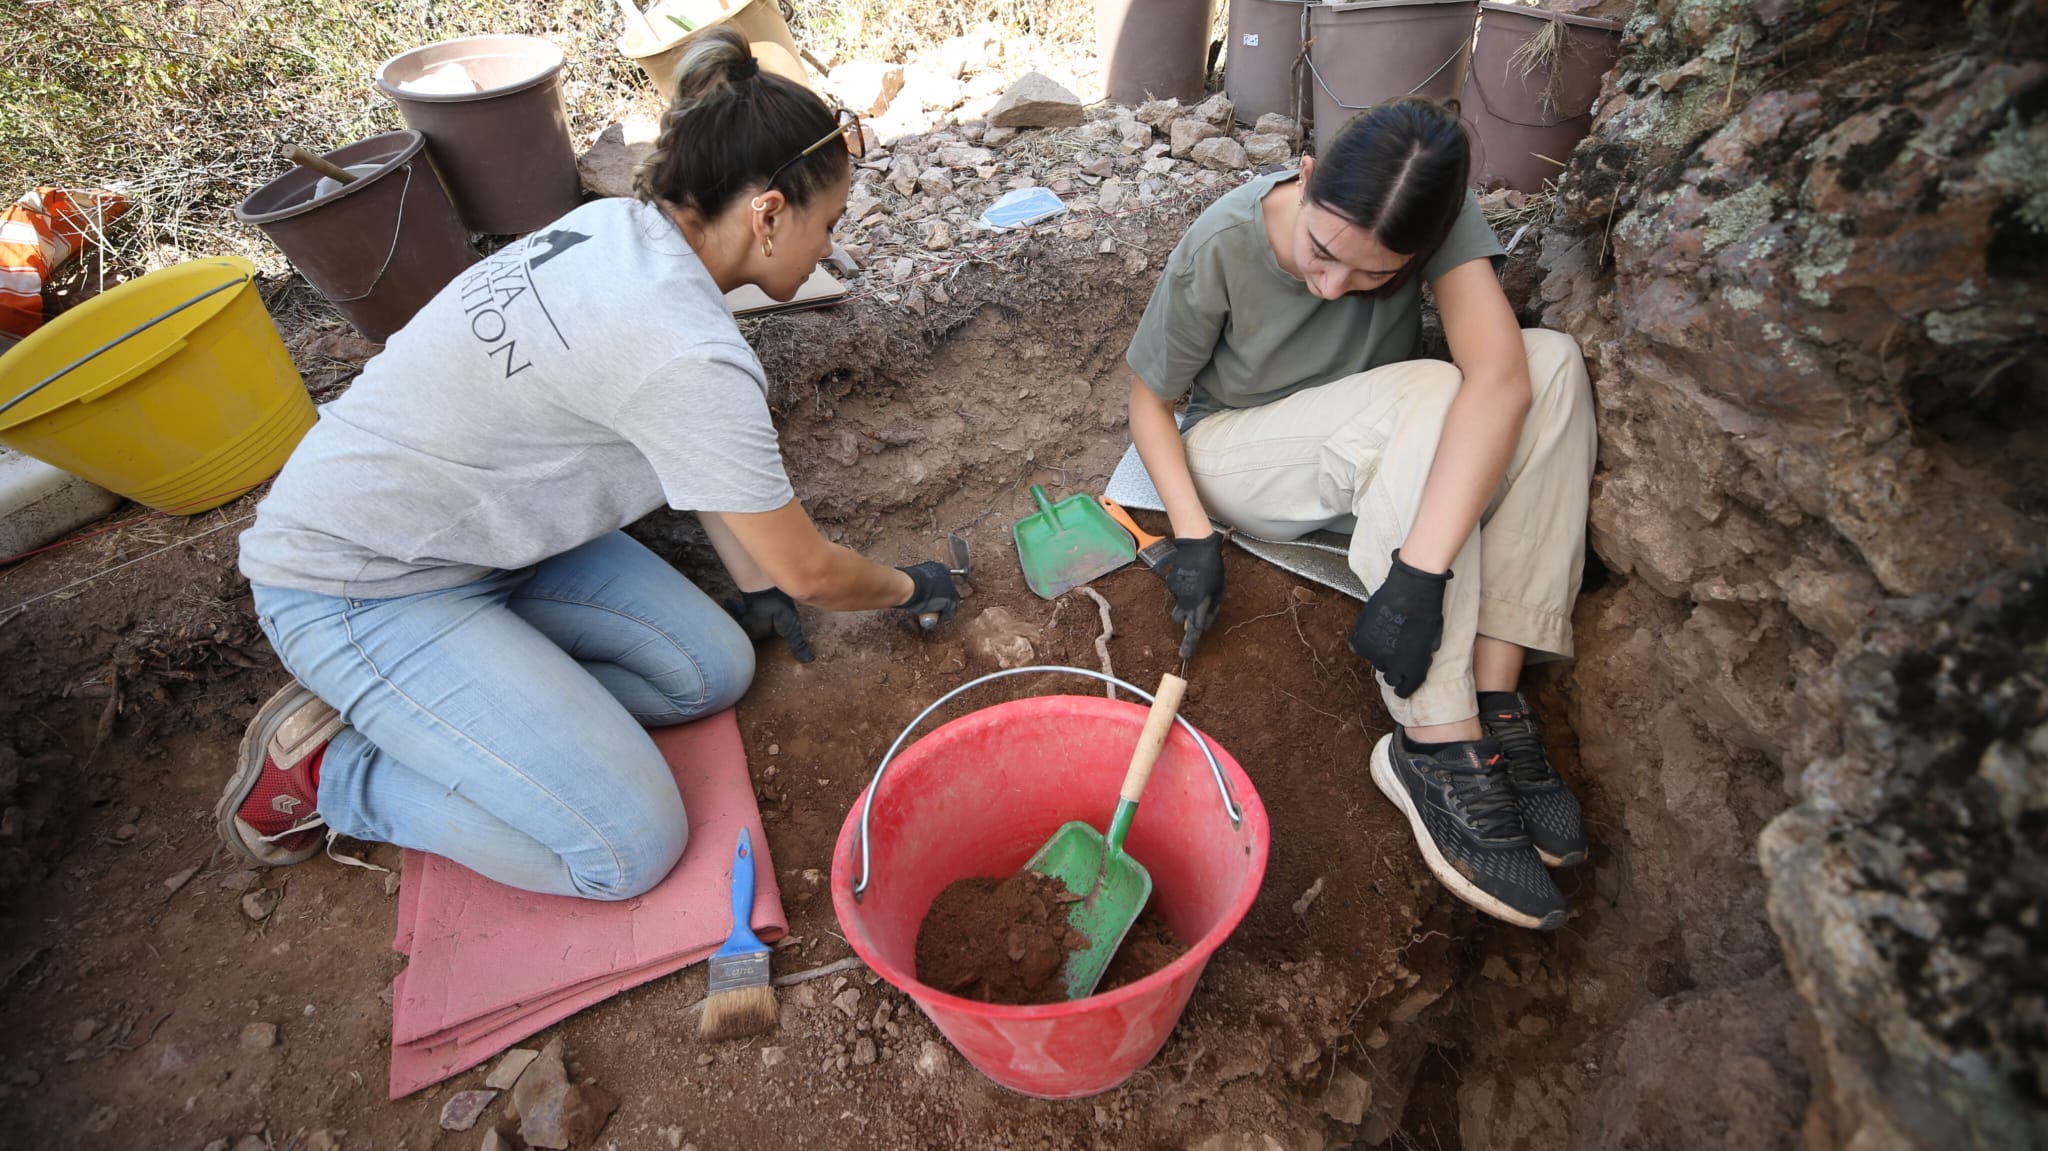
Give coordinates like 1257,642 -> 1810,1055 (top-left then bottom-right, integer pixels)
579,48 -> 1306,314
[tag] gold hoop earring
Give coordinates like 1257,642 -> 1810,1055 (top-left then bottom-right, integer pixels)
762,238 -> 774,258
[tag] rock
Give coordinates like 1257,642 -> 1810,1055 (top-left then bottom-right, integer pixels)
382,869 -> 400,897
1168,118 -> 1222,158
1241,132 -> 1292,166
826,61 -> 903,117
1117,120 -> 1154,154
71,1018 -> 98,1043
1253,112 -> 1298,138
160,865 -> 198,895
304,1133 -> 345,1151
937,145 -> 994,168
0,807 -> 21,840
833,988 -> 861,1018
889,256 -> 914,282
574,116 -> 660,200
853,1037 -> 877,1066
1517,1015 -> 1553,1036
1190,92 -> 1235,127
1080,156 -> 1115,179
1141,156 -> 1177,176
760,1046 -> 785,1068
1098,180 -> 1128,212
1480,954 -> 1517,983
240,888 -> 279,922
239,1021 -> 278,1049
897,64 -> 965,113
916,170 -> 954,198
1191,137 -> 1248,171
938,29 -> 1000,78
1321,1066 -> 1372,1125
486,1047 -> 540,1090
481,1122 -> 527,1151
982,125 -> 1019,147
512,1051 -> 615,1148
987,72 -> 1084,129
203,1138 -> 230,1151
439,1088 -> 498,1131
112,822 -> 138,842
916,1040 -> 948,1077
1134,98 -> 1181,127
230,1137 -> 267,1151
218,869 -> 258,892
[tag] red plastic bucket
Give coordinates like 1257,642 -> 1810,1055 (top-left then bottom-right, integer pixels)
831,668 -> 1269,1099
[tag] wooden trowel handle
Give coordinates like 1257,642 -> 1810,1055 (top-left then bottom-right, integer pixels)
286,146 -> 357,186
1121,672 -> 1187,803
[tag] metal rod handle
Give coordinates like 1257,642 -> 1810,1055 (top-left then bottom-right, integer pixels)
851,665 -> 1244,901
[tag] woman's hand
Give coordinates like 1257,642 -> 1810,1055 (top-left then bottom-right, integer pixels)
1161,532 -> 1225,647
1348,550 -> 1450,697
895,561 -> 959,625
723,587 -> 815,662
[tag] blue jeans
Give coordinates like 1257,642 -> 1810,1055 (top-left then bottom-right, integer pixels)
251,531 -> 755,900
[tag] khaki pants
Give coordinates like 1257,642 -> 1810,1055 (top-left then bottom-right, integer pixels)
1182,329 -> 1596,728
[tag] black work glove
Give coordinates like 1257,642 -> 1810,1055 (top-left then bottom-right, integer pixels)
1161,532 -> 1225,653
1349,550 -> 1451,698
897,561 -> 959,627
723,587 -> 815,663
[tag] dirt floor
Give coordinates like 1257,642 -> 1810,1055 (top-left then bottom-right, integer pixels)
0,211 -> 1585,1148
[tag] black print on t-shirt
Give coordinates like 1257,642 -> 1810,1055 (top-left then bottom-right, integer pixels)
454,231 -> 583,378
527,229 -> 591,270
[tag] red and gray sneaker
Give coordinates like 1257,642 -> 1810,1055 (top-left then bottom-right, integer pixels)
215,683 -> 344,867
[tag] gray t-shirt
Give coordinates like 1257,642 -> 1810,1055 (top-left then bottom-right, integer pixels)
239,198 -> 794,598
1127,169 -> 1506,424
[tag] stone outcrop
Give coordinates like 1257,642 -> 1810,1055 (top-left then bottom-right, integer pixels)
1456,1 -> 2047,1147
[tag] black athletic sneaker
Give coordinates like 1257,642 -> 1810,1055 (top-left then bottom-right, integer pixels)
1480,692 -> 1587,868
1370,731 -> 1568,930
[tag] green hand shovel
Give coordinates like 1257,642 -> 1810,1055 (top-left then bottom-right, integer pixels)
1022,671 -> 1189,999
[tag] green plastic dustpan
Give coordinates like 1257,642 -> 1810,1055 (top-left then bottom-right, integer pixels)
1013,483 -> 1137,600
1022,672 -> 1187,999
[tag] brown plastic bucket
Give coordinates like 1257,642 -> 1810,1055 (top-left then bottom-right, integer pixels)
235,131 -> 478,344
1094,0 -> 1216,105
1224,0 -> 1314,125
1306,0 -> 1479,152
375,35 -> 581,235
619,0 -> 809,98
1462,3 -> 1621,191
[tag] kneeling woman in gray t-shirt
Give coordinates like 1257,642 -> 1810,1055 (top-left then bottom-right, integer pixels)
220,28 -> 951,900
1125,98 -> 1595,932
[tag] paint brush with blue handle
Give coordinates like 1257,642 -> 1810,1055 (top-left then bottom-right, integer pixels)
700,827 -> 778,1040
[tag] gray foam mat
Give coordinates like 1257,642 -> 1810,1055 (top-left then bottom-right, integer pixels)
1105,443 -> 1368,602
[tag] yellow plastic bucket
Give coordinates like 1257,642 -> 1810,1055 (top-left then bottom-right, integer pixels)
0,256 -> 314,514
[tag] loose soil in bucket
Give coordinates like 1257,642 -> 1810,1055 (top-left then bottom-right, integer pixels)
916,870 -> 1188,1005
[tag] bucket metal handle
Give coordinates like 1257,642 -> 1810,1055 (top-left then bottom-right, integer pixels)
323,160 -> 416,303
850,665 -> 1244,901
0,270 -> 250,419
1304,37 -> 1467,112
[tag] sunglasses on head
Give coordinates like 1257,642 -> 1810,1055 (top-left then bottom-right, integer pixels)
763,109 -> 864,193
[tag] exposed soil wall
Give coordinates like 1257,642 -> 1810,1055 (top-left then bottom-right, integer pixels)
1450,2 -> 2047,1148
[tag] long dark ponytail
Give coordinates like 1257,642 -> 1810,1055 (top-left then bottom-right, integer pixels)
1307,98 -> 1471,296
634,27 -> 842,219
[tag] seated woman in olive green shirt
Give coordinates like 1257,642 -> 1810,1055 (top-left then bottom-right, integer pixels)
1125,98 -> 1597,931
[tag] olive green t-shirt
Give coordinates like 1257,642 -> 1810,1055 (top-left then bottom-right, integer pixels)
1126,169 -> 1505,424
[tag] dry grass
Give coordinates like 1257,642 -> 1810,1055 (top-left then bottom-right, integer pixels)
1,0 -> 651,277
786,0 -> 1094,71
1504,12 -> 1569,118
1,0 -> 1097,281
